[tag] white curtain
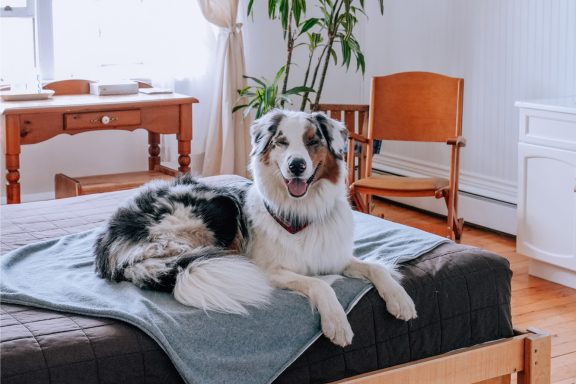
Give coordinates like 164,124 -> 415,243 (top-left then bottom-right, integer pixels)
197,0 -> 250,177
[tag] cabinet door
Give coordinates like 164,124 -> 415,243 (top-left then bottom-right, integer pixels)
517,143 -> 576,270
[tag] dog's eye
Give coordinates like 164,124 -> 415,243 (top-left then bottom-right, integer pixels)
306,139 -> 320,147
275,139 -> 288,146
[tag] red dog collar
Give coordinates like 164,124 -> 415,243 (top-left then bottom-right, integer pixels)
264,202 -> 309,234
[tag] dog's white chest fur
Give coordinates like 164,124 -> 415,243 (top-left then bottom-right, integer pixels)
245,186 -> 354,275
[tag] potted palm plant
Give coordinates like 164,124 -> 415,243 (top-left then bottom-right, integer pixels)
235,0 -> 384,117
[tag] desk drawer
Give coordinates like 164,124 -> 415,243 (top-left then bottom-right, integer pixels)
65,110 -> 141,130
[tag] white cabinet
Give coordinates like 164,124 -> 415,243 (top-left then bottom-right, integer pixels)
516,97 -> 576,289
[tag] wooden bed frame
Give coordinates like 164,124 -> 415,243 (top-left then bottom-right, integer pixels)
319,104 -> 552,384
333,329 -> 551,384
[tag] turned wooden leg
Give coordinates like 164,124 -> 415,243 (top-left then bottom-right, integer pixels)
177,103 -> 193,175
178,139 -> 191,174
148,132 -> 161,171
6,154 -> 21,204
5,115 -> 21,204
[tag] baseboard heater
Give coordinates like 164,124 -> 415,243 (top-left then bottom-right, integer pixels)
370,169 -> 517,235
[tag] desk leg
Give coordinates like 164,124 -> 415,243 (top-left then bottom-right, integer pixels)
178,140 -> 191,174
148,132 -> 161,171
5,115 -> 21,204
5,154 -> 21,204
178,104 -> 192,174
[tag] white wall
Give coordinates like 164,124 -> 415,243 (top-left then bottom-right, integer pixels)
364,0 -> 576,205
355,0 -> 575,233
241,0 -> 369,108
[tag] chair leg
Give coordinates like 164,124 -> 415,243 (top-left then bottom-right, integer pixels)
443,193 -> 465,241
454,218 -> 465,241
366,194 -> 373,215
350,187 -> 368,213
443,194 -> 455,240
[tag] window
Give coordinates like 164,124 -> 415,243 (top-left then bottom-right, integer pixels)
0,0 -> 37,86
1,0 -> 30,9
1,0 -> 213,86
52,0 -> 150,80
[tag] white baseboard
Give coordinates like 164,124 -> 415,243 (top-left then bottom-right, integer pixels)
529,259 -> 576,289
373,153 -> 517,203
1,191 -> 55,205
372,154 -> 518,235
379,193 -> 517,235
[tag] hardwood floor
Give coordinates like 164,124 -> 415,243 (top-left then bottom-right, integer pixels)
371,199 -> 576,384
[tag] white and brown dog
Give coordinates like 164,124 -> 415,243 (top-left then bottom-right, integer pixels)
94,110 -> 416,347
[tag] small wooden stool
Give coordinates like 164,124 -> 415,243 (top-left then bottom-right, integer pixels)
55,170 -> 175,199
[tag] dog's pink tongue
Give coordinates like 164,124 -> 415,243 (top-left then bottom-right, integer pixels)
287,179 -> 308,197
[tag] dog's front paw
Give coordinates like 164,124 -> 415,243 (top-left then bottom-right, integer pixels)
383,288 -> 417,321
321,311 -> 354,347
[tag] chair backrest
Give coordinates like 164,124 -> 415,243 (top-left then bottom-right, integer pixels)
369,72 -> 464,142
43,79 -> 92,95
43,79 -> 152,95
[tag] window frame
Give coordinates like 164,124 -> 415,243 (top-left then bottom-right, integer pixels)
0,0 -> 35,17
0,0 -> 54,81
35,0 -> 54,79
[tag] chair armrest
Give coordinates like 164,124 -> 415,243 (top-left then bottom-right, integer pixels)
447,136 -> 466,147
348,131 -> 369,144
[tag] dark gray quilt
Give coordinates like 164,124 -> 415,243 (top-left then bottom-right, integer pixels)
0,183 -> 513,384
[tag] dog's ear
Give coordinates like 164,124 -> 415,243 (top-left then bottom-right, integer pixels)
249,110 -> 285,157
311,112 -> 348,159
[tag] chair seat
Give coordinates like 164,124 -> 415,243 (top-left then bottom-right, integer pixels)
352,175 -> 449,192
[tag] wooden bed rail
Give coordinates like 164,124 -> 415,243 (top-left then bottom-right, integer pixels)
332,329 -> 551,384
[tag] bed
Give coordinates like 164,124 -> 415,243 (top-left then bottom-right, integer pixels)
0,175 -> 550,384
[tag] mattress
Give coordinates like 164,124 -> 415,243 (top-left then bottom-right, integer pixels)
0,180 -> 513,384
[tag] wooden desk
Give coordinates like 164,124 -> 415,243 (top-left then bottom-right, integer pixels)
1,92 -> 198,204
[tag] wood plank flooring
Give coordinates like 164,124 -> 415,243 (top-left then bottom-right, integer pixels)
371,199 -> 576,384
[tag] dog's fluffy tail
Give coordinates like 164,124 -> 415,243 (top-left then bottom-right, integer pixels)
121,246 -> 273,315
173,255 -> 273,315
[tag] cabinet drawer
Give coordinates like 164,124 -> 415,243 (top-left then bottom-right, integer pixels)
520,108 -> 576,150
65,109 -> 141,130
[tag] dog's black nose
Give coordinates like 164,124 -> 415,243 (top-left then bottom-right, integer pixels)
288,158 -> 307,176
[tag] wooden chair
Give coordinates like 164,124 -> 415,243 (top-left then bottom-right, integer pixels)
349,71 -> 466,240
